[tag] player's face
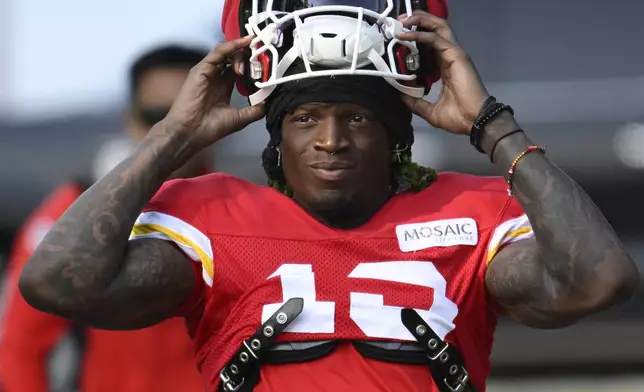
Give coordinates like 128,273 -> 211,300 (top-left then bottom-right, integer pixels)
128,67 -> 208,178
281,102 -> 392,227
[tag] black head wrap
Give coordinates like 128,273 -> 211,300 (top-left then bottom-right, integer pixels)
264,60 -> 414,147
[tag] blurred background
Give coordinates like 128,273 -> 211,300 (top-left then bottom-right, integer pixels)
1,0 -> 643,391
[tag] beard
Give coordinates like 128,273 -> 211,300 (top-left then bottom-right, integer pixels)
296,190 -> 372,230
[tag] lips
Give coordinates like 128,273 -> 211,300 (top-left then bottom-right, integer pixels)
309,161 -> 355,181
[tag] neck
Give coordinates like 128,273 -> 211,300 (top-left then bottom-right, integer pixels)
296,191 -> 391,230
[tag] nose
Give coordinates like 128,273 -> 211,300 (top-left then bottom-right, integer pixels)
313,117 -> 350,155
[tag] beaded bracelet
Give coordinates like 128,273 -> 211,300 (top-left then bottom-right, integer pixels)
470,96 -> 515,154
507,145 -> 546,196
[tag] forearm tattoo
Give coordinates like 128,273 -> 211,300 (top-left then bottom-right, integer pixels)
20,125 -> 197,328
484,116 -> 638,327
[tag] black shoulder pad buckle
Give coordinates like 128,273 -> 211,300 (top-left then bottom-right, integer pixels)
219,298 -> 304,392
401,308 -> 475,392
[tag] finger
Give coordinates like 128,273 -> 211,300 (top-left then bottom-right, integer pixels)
206,35 -> 253,66
231,51 -> 245,76
195,35 -> 254,75
396,30 -> 466,63
221,66 -> 236,102
401,94 -> 435,120
399,11 -> 458,45
236,101 -> 267,128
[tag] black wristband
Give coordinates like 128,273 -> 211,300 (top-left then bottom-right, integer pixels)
489,129 -> 524,163
469,96 -> 496,153
470,97 -> 514,154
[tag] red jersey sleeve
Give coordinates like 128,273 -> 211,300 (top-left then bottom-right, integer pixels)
484,195 -> 536,316
485,196 -> 535,266
129,176 -> 215,315
0,184 -> 82,392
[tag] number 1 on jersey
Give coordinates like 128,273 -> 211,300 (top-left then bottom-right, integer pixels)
261,264 -> 336,333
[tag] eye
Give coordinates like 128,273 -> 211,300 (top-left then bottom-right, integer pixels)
349,115 -> 367,124
294,115 -> 315,123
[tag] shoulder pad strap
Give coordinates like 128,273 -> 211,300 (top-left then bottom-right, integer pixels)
265,341 -> 338,364
353,341 -> 428,364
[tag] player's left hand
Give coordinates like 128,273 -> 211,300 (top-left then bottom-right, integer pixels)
397,11 -> 490,135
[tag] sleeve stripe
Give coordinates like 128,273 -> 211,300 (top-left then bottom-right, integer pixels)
486,214 -> 535,265
505,227 -> 532,239
129,212 -> 214,286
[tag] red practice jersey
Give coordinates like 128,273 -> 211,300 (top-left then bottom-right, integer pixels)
130,172 -> 534,392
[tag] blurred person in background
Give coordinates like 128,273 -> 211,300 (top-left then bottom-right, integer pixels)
0,44 -> 210,392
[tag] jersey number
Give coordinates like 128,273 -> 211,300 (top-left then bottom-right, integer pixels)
261,261 -> 459,341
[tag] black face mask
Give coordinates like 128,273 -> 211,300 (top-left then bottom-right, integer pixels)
136,106 -> 171,128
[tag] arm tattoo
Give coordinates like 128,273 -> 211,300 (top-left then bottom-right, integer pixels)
20,125 -> 198,329
79,239 -> 196,330
482,113 -> 639,328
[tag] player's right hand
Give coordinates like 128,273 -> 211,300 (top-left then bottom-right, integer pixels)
159,36 -> 266,151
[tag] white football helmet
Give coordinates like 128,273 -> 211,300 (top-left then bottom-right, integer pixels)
222,0 -> 448,105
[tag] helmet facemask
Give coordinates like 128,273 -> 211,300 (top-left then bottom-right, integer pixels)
239,0 -> 429,105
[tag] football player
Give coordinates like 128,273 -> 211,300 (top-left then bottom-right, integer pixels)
18,1 -> 639,391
